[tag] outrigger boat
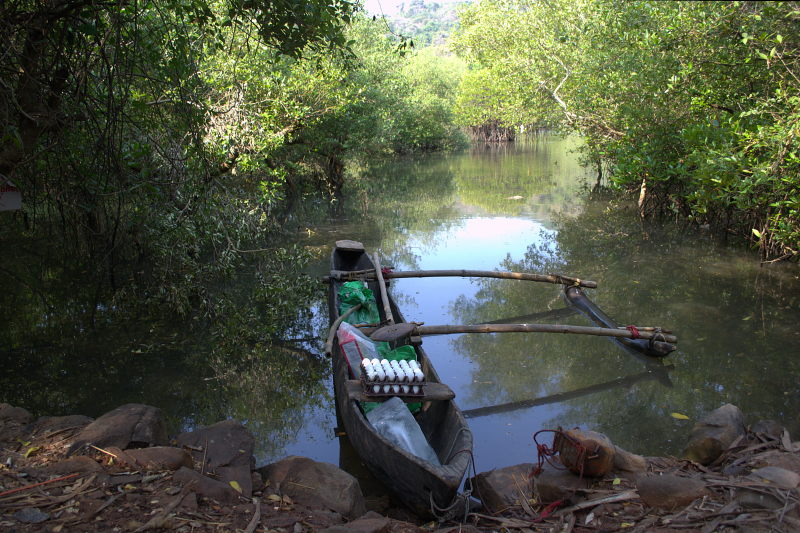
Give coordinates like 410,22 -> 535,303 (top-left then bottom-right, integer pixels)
326,240 -> 677,516
327,240 -> 473,517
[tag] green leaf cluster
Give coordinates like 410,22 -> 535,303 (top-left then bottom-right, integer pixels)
449,1 -> 800,259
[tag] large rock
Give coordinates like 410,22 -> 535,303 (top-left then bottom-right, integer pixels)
753,450 -> 800,476
613,445 -> 648,475
258,456 -> 366,519
636,474 -> 709,510
176,420 -> 255,497
319,511 -> 391,533
173,466 -> 241,504
0,404 -> 33,444
735,488 -> 784,510
0,404 -> 33,424
28,415 -> 93,438
469,463 -> 534,514
747,466 -> 800,490
532,460 -> 590,504
106,446 -> 193,471
750,419 -> 785,440
67,404 -> 166,455
684,404 -> 746,465
36,456 -> 103,475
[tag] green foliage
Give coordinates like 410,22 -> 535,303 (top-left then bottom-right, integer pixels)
449,1 -> 800,259
0,1 -> 466,327
299,18 -> 467,159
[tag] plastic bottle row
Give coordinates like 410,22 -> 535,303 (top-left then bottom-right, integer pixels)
361,358 -> 424,395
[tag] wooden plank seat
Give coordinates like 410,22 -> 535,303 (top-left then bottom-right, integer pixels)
345,380 -> 455,402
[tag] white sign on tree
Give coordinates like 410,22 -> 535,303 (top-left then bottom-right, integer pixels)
0,177 -> 22,211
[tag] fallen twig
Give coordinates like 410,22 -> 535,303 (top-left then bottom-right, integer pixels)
201,438 -> 208,475
89,444 -> 119,458
554,489 -> 639,516
243,498 -> 261,533
470,512 -> 538,528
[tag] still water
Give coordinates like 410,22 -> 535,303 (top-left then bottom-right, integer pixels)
296,136 -> 800,470
3,136 -> 799,473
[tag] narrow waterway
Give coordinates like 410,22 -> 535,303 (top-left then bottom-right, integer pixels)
296,135 -> 800,470
3,135 -> 799,475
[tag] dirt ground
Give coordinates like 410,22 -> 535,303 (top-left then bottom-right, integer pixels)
2,408 -> 799,532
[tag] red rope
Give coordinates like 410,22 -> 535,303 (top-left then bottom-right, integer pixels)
531,428 -> 591,479
531,499 -> 565,522
381,267 -> 393,275
0,473 -> 80,498
626,325 -> 640,339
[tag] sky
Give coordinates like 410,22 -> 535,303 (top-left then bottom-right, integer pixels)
362,0 -> 406,16
361,0 -> 466,17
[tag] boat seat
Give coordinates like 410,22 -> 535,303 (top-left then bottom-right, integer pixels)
345,380 -> 455,402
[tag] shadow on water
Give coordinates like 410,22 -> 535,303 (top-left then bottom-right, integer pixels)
0,232 -> 332,464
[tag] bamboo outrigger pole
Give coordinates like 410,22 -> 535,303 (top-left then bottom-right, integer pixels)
370,321 -> 677,344
372,253 -> 394,325
326,269 -> 597,288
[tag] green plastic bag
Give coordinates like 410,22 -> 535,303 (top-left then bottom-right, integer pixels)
338,281 -> 380,325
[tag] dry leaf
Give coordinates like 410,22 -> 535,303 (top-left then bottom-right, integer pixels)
671,412 -> 690,420
23,446 -> 40,458
266,494 -> 282,502
229,480 -> 242,493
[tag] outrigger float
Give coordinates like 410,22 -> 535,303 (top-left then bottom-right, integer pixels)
325,239 -> 677,516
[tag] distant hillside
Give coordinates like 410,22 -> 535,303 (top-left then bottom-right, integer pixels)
384,0 -> 470,47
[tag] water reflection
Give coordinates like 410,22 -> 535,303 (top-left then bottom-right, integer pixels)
0,244 -> 331,465
5,134 -> 798,473
304,135 -> 800,468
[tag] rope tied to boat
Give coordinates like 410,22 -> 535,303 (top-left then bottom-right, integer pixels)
626,325 -> 641,339
430,449 -> 476,524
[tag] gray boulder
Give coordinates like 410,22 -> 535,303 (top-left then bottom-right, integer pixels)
0,403 -> 33,443
258,456 -> 366,519
28,414 -> 92,437
469,463 -> 535,514
67,404 -> 166,455
173,466 -> 241,504
532,460 -> 590,504
176,419 -> 255,497
0,403 -> 32,424
684,403 -> 746,465
319,511 -> 391,533
637,473 -> 708,509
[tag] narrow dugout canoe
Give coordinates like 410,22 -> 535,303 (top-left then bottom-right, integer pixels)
328,240 -> 473,517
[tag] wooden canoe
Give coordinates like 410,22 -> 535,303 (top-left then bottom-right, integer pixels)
328,240 -> 473,517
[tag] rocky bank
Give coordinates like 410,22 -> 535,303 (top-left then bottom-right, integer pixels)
1,402 -> 798,532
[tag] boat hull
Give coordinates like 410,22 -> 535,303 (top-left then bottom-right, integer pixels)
328,243 -> 472,517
